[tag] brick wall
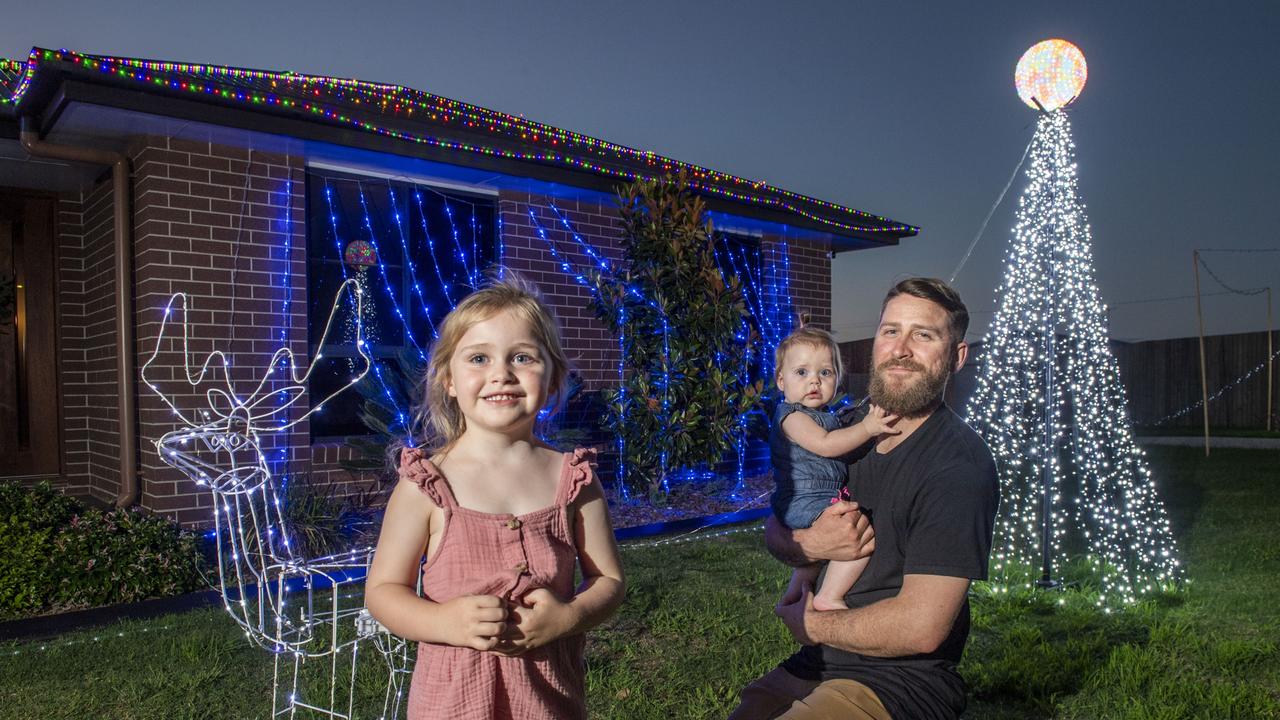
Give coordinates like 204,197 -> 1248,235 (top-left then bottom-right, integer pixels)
764,235 -> 831,333
56,179 -> 119,504
130,137 -> 310,525
54,192 -> 84,496
498,191 -> 624,390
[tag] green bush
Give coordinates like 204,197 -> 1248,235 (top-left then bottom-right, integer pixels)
276,474 -> 380,558
0,482 -> 206,618
587,173 -> 763,498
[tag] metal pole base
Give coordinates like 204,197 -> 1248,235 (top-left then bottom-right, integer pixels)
1035,577 -> 1063,590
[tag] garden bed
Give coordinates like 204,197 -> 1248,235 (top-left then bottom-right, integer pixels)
606,472 -> 773,529
0,470 -> 776,640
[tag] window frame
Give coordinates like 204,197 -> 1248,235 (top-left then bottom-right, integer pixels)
303,166 -> 500,442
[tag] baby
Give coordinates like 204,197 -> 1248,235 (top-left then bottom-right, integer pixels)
769,326 -> 898,610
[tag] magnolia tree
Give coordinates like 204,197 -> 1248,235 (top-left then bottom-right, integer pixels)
589,175 -> 762,498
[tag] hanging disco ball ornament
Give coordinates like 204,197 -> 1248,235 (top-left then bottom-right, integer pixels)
340,240 -> 379,368
342,239 -> 378,267
1015,39 -> 1087,111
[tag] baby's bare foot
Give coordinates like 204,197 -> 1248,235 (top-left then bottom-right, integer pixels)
811,595 -> 849,612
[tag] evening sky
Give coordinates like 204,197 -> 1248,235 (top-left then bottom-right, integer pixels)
4,0 -> 1277,342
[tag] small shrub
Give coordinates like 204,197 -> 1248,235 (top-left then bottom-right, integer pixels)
0,482 -> 82,612
277,475 -> 377,558
0,482 -> 206,618
52,506 -> 206,608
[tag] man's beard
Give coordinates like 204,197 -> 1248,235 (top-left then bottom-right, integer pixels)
867,357 -> 950,418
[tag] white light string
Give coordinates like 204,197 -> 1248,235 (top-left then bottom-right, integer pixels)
1147,346 -> 1280,427
141,280 -> 411,719
5,623 -> 183,657
965,110 -> 1184,608
619,520 -> 765,550
615,484 -> 772,547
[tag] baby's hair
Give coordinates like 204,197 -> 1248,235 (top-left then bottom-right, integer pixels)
410,272 -> 570,453
774,325 -> 844,388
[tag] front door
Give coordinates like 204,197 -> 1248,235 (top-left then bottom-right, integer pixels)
0,190 -> 60,478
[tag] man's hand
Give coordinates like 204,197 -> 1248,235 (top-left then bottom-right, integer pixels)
765,502 -> 875,567
774,583 -> 818,646
798,501 -> 875,562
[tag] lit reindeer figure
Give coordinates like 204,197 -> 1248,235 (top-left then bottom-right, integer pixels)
142,279 -> 411,719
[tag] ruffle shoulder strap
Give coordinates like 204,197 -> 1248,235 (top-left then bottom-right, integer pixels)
399,447 -> 455,509
560,447 -> 597,505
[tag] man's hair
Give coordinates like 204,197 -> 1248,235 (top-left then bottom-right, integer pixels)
881,277 -> 969,344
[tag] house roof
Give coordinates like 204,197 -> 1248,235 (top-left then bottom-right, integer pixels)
0,58 -> 25,107
1,47 -> 918,246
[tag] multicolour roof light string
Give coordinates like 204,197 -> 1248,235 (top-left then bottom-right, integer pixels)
7,48 -> 916,236
5,44 -> 814,493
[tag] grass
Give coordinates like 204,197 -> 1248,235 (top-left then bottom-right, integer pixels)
1,447 -> 1277,719
963,447 -> 1280,719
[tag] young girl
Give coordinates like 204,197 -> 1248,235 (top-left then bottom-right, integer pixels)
366,276 -> 625,720
770,326 -> 898,611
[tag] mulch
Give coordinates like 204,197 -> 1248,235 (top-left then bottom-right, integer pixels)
606,472 -> 773,529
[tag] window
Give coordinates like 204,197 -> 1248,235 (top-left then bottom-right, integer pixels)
713,230 -> 770,368
305,169 -> 498,439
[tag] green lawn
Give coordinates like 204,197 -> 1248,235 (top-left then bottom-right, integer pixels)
2,447 -> 1277,719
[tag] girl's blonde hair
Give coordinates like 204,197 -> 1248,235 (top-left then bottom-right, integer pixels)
774,325 -> 843,388
412,273 -> 570,453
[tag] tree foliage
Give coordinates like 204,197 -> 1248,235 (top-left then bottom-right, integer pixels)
589,174 -> 762,497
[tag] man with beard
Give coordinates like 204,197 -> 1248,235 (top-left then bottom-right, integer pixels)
728,278 -> 998,720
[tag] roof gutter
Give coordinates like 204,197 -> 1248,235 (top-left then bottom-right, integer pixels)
19,116 -> 138,508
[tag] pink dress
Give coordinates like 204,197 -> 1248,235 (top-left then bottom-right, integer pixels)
399,446 -> 595,720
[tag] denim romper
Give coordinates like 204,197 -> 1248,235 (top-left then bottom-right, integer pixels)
768,401 -> 849,529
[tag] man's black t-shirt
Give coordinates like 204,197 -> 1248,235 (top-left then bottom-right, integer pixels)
782,404 -> 998,719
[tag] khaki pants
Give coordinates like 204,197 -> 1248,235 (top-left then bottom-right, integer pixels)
726,666 -> 892,720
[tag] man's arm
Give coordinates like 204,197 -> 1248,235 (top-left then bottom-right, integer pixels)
764,502 -> 875,567
776,573 -> 968,656
775,451 -> 997,656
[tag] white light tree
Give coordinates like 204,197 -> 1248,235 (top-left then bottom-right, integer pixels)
966,40 -> 1183,607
